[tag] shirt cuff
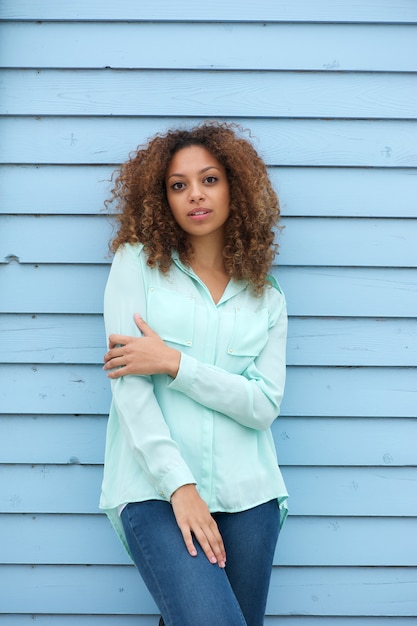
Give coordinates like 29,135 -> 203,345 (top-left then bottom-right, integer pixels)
167,352 -> 198,393
158,462 -> 196,501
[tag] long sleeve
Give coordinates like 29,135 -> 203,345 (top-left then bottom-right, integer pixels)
104,245 -> 196,499
101,243 -> 289,541
167,294 -> 287,431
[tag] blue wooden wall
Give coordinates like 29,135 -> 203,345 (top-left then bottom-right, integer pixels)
1,1 -> 417,623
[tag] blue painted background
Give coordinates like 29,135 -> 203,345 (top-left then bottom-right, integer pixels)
1,1 -> 417,623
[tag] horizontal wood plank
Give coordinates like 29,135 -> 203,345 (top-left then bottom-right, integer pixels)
2,117 -> 417,167
2,315 -> 415,367
275,267 -> 417,318
1,513 -> 416,567
2,215 -> 416,267
1,415 -> 415,467
286,317 -> 417,367
275,416 -> 417,466
0,314 -> 107,365
276,167 -> 417,218
0,619 -> 416,626
2,69 -> 417,117
0,564 -> 416,616
1,0 -> 417,23
0,264 -> 108,314
3,23 -> 417,71
267,567 -> 417,617
0,464 -> 416,516
0,618 -> 158,626
0,364 -> 416,417
0,165 -> 112,215
2,165 -> 417,218
1,264 -> 416,317
0,415 -> 106,465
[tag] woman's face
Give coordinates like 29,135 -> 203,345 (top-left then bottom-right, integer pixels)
165,145 -> 230,242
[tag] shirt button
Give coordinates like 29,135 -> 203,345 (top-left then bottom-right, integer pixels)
186,341 -> 191,346
228,348 -> 233,354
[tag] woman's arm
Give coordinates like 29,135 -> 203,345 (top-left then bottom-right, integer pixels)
104,245 -> 226,567
104,286 -> 287,432
104,311 -> 181,378
104,246 -> 191,496
169,301 -> 287,431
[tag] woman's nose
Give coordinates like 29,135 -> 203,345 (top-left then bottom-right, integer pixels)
188,183 -> 205,202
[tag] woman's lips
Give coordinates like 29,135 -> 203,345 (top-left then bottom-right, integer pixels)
187,208 -> 212,219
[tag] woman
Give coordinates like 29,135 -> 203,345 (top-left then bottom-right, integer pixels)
100,121 -> 288,626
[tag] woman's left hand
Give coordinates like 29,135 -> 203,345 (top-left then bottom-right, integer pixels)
103,313 -> 180,379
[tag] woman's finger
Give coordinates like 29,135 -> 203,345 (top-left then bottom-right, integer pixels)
178,525 -> 198,558
171,485 -> 226,567
192,523 -> 226,568
103,355 -> 125,370
108,334 -> 130,349
134,314 -> 159,338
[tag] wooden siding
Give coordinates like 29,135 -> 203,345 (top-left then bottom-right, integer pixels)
0,1 -> 416,623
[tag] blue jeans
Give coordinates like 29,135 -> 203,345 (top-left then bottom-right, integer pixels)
121,499 -> 280,626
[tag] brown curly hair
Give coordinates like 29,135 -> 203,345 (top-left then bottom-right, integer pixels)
107,121 -> 280,295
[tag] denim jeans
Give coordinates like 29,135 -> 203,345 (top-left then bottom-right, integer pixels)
121,498 -> 280,626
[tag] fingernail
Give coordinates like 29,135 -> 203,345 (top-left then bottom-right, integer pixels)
219,560 -> 226,568
210,556 -> 217,564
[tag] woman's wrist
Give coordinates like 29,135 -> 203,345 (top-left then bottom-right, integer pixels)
165,347 -> 181,378
170,483 -> 196,501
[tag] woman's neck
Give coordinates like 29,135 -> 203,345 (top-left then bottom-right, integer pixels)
187,235 -> 230,303
188,234 -> 226,272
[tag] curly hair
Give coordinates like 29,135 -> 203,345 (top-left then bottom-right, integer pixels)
107,121 -> 280,295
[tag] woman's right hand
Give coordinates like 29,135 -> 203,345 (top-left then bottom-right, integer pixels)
170,484 -> 226,568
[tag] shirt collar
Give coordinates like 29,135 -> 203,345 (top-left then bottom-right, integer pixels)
171,253 -> 249,304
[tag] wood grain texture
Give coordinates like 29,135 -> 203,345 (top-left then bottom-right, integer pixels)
0,619 -> 416,626
3,69 -> 417,117
0,364 -> 416,417
2,264 -> 416,316
2,165 -> 417,218
6,21 -> 417,71
2,215 -> 416,267
1,314 -> 415,366
2,415 -> 415,467
1,564 -> 416,616
0,618 -> 158,626
2,0 -> 417,23
1,513 -> 415,566
0,465 -> 416,517
0,617 -> 415,626
2,117 -> 417,167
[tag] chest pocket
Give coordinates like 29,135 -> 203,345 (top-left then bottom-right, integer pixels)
147,286 -> 195,347
227,307 -> 269,357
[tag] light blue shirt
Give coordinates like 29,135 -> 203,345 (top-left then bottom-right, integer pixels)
100,243 -> 288,553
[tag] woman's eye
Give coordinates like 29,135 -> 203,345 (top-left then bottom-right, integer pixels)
205,176 -> 217,184
171,182 -> 185,191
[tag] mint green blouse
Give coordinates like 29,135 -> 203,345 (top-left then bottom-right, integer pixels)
100,243 -> 288,553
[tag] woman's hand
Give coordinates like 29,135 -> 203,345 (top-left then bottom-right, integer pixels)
103,313 -> 180,378
171,484 -> 226,568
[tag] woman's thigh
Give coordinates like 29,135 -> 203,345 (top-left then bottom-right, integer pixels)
214,499 -> 280,626
121,501 -> 247,626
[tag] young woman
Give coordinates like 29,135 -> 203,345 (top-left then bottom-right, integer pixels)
100,121 -> 288,626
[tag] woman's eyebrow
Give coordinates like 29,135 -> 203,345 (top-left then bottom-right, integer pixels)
167,165 -> 221,180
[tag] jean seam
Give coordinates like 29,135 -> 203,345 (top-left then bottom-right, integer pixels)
124,505 -> 172,623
